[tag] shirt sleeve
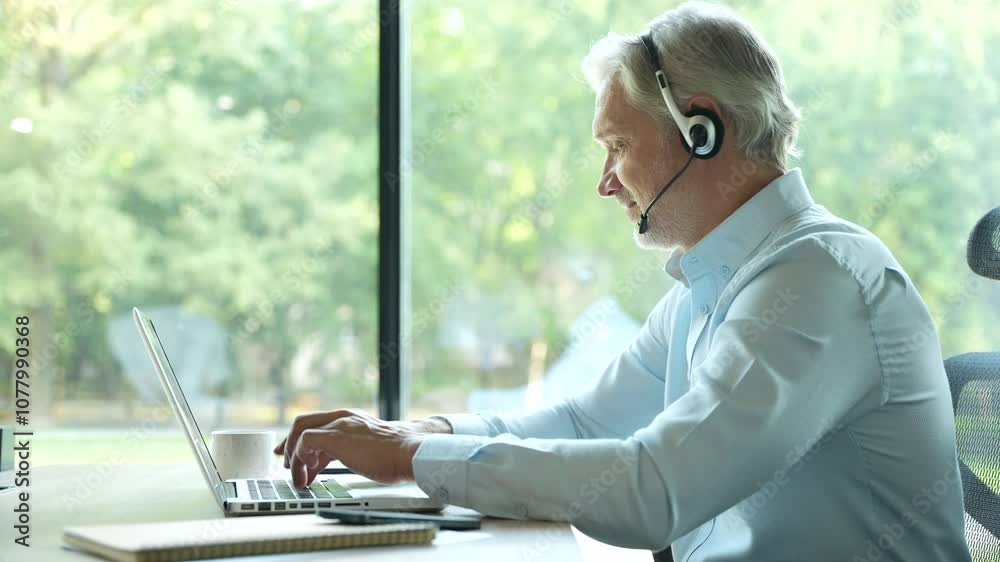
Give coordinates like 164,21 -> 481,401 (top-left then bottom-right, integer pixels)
429,290 -> 676,440
412,245 -> 884,550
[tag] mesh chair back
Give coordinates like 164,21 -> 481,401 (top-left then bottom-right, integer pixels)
948,352 -> 1000,556
948,206 -> 1000,556
968,206 -> 1000,281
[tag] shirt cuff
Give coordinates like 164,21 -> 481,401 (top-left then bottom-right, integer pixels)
411,433 -> 486,506
429,413 -> 499,437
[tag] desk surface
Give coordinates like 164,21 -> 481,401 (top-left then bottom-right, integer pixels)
0,464 -> 651,562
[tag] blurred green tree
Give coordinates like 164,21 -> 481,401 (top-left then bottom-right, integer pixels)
1,0 -> 996,429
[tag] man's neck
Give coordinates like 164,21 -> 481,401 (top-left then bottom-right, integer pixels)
681,162 -> 784,251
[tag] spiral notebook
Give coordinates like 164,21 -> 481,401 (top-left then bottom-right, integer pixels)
63,514 -> 436,562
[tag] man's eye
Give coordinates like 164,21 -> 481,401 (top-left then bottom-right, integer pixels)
612,143 -> 626,153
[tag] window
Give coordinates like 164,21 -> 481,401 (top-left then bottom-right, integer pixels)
2,0 -> 997,465
403,0 -> 1000,418
0,1 -> 380,462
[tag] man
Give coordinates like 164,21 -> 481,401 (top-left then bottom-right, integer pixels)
275,2 -> 971,560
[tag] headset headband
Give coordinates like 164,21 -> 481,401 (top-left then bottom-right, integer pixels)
637,30 -> 720,158
639,32 -> 665,86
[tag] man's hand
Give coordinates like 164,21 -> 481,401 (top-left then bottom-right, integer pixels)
272,409 -> 452,487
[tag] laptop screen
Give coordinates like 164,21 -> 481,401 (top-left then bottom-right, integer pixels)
133,307 -> 227,507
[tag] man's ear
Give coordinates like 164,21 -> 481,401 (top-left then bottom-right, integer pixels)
684,95 -> 723,120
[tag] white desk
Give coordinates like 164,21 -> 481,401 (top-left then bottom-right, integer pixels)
0,464 -> 652,561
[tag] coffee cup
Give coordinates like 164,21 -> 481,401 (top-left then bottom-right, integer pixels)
209,429 -> 276,480
0,425 -> 13,471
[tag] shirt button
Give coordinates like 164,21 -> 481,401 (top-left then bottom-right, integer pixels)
720,265 -> 731,276
699,304 -> 710,315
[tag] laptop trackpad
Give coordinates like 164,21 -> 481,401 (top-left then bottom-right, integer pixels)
347,484 -> 428,498
325,475 -> 429,498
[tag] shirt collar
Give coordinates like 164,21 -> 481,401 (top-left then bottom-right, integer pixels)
665,168 -> 814,287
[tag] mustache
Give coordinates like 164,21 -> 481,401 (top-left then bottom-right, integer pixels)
617,189 -> 637,207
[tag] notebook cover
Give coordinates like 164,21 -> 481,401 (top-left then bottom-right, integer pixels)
63,514 -> 436,562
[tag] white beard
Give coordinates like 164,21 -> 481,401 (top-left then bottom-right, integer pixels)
633,182 -> 701,251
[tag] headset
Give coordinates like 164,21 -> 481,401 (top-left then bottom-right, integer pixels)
634,31 -> 725,234
638,31 -> 724,159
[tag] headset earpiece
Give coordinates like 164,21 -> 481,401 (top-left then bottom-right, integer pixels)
681,107 -> 724,160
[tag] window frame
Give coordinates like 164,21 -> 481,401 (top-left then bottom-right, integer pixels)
378,0 -> 405,420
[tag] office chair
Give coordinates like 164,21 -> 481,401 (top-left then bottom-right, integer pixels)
946,206 -> 1000,557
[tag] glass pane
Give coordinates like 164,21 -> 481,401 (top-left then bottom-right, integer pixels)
404,0 -> 1000,418
0,0 -> 379,463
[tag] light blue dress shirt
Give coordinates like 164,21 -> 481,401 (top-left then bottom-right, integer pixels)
412,169 -> 971,561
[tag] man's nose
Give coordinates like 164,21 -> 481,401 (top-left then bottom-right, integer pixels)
597,158 -> 623,198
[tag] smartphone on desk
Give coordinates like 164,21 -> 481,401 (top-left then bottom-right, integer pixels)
318,508 -> 483,530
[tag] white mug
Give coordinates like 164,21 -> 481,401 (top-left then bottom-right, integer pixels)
210,430 -> 276,480
0,425 -> 13,471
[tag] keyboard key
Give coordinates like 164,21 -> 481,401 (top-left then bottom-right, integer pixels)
274,481 -> 296,500
309,482 -> 332,498
256,480 -> 277,500
278,480 -> 315,499
322,479 -> 353,499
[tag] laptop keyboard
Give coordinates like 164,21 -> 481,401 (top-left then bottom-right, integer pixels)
248,479 -> 352,501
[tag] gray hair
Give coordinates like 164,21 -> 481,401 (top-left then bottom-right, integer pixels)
581,1 -> 801,170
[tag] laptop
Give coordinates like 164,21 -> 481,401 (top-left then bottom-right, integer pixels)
133,307 -> 444,516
